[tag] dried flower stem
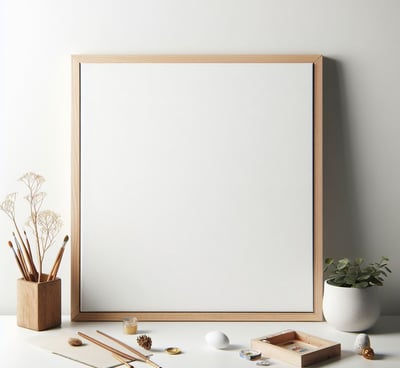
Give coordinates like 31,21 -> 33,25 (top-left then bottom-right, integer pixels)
25,175 -> 44,279
1,172 -> 64,282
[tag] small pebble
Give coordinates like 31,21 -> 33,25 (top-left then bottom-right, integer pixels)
68,337 -> 83,347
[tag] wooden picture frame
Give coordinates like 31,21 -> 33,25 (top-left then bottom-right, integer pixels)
71,55 -> 323,321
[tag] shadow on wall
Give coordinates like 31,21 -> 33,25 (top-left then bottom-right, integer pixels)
324,59 -> 399,316
323,58 -> 364,259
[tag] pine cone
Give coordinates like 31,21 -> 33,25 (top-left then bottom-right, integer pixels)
137,334 -> 152,350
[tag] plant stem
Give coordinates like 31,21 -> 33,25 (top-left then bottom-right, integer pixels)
28,186 -> 42,282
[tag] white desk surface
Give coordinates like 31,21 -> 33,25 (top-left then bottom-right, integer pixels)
1,315 -> 399,368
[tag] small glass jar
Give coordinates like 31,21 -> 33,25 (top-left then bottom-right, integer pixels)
122,317 -> 138,334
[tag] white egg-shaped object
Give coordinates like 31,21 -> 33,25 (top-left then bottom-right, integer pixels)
354,333 -> 370,354
205,331 -> 230,349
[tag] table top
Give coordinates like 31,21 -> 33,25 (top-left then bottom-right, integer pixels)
0,315 -> 399,368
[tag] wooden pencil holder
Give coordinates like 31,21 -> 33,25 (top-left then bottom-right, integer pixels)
17,274 -> 61,331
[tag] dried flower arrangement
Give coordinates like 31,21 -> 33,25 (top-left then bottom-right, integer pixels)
1,172 -> 68,282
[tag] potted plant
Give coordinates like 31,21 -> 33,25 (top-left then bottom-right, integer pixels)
322,257 -> 391,332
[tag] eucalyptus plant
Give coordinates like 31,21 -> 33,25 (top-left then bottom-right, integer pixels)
324,257 -> 391,288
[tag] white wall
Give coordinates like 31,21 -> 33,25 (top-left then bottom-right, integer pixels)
1,0 -> 399,315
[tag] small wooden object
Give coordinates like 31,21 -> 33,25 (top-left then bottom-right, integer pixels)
251,330 -> 340,367
17,274 -> 61,331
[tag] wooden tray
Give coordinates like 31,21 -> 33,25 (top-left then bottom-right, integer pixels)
251,330 -> 340,367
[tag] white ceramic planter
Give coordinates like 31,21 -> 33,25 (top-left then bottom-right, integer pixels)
322,280 -> 380,332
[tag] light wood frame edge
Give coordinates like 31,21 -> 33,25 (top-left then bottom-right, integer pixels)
313,55 -> 324,321
71,54 -> 323,322
71,56 -> 81,321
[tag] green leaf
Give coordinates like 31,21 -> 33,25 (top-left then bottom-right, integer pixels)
333,276 -> 346,284
357,273 -> 371,281
337,258 -> 350,270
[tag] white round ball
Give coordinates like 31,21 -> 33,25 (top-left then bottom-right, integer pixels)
205,331 -> 230,349
354,333 -> 370,354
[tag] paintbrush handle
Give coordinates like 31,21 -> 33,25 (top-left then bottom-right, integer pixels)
113,353 -> 134,368
23,230 -> 33,258
96,330 -> 161,368
14,252 -> 28,280
47,246 -> 65,281
21,245 -> 37,281
77,332 -> 138,362
8,241 -> 28,280
48,236 -> 69,281
23,231 -> 38,280
16,248 -> 29,278
12,234 -> 34,281
146,359 -> 162,368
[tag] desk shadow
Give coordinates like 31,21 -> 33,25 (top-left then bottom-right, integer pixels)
224,344 -> 246,351
374,353 -> 388,360
367,317 -> 400,335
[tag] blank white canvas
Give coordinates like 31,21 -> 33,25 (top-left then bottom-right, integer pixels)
80,62 -> 314,312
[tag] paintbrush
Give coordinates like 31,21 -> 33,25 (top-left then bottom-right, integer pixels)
23,230 -> 33,258
11,233 -> 32,281
77,332 -> 139,362
14,231 -> 37,281
96,330 -> 162,368
47,235 -> 69,281
8,241 -> 29,280
112,353 -> 135,368
23,230 -> 38,281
